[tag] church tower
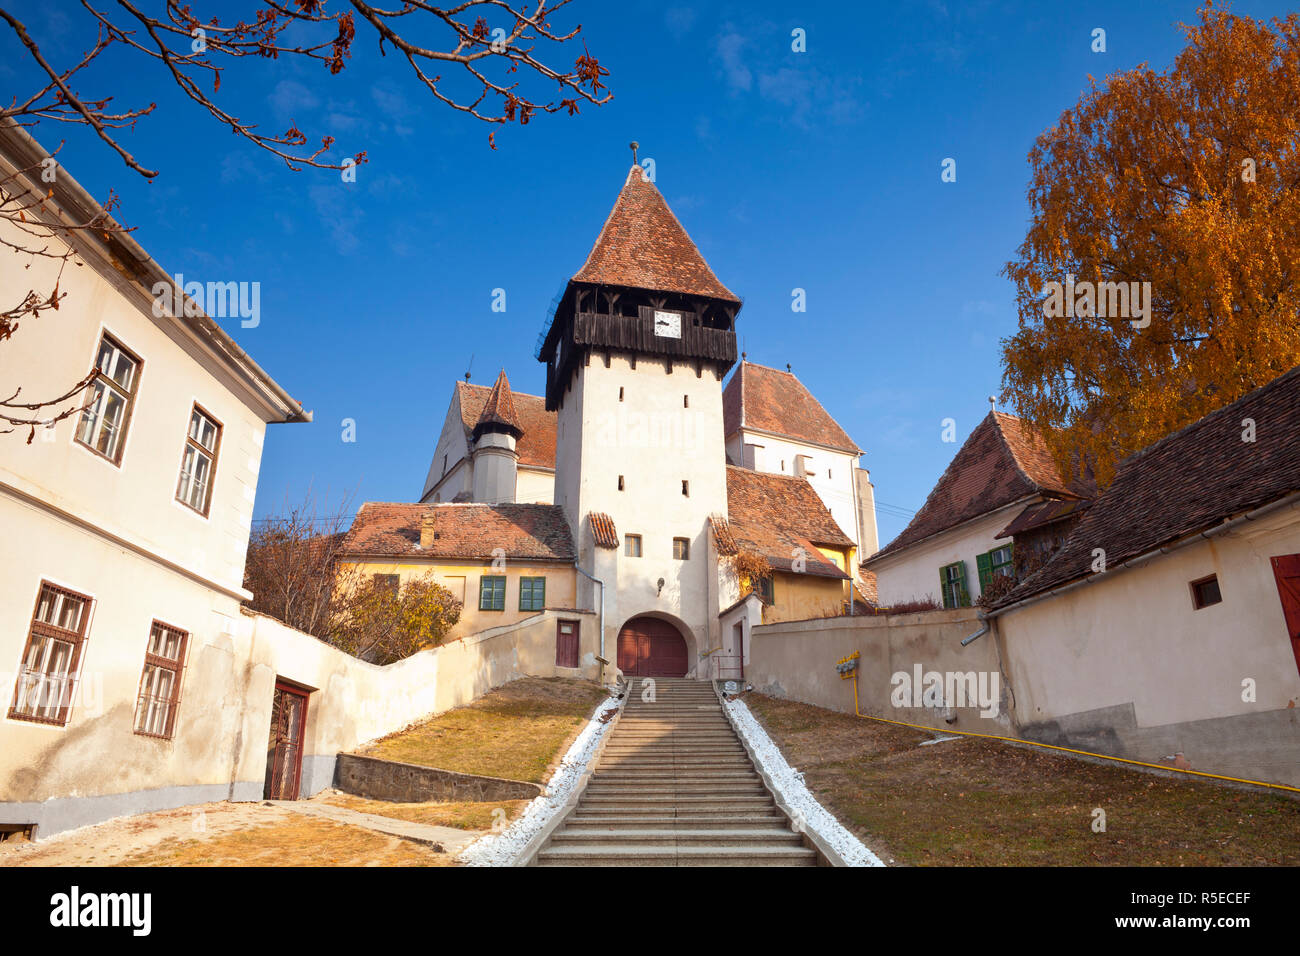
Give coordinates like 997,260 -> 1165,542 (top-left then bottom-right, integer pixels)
470,370 -> 523,504
537,160 -> 741,676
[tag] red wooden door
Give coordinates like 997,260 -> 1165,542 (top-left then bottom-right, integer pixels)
1270,554 -> 1300,676
264,681 -> 309,800
616,618 -> 688,677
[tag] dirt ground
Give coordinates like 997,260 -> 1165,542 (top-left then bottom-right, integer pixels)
358,676 -> 610,782
2,677 -> 609,867
0,799 -> 458,867
745,693 -> 1300,866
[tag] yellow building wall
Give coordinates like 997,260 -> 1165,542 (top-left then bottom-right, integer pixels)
338,559 -> 579,642
762,571 -> 847,624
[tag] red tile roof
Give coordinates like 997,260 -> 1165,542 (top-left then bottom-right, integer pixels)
589,512 -> 619,549
709,514 -> 738,556
341,502 -> 574,562
992,364 -> 1300,609
456,380 -> 555,469
474,370 -> 524,438
726,466 -> 854,579
722,362 -> 861,455
867,411 -> 1091,564
572,165 -> 739,303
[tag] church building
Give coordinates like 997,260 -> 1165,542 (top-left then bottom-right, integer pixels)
344,162 -> 878,680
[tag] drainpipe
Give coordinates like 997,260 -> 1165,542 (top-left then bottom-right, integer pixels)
574,563 -> 605,670
961,621 -> 990,647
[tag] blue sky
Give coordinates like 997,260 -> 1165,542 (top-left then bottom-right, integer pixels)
4,0 -> 1292,544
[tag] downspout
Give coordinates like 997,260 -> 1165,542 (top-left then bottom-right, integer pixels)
574,563 -> 605,674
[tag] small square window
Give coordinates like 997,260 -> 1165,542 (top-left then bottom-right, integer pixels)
673,537 -> 690,560
625,534 -> 642,557
1190,575 -> 1222,610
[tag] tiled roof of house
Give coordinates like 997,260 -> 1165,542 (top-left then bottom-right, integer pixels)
473,370 -> 524,438
992,365 -> 1300,609
709,514 -> 738,556
457,380 -> 555,469
341,502 -> 574,561
996,497 -> 1090,539
571,165 -> 740,303
722,361 -> 861,455
589,512 -> 619,549
726,466 -> 854,579
866,411 -> 1091,564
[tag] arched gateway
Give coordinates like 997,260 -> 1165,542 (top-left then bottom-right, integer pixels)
616,616 -> 689,678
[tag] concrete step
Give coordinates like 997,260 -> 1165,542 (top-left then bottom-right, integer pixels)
592,770 -> 760,781
566,813 -> 788,829
535,845 -> 819,867
549,828 -> 805,847
584,786 -> 768,799
578,795 -> 776,810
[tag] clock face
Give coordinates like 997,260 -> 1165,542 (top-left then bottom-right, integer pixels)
653,310 -> 681,339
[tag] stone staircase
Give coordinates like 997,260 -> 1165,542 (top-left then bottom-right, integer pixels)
533,677 -> 820,866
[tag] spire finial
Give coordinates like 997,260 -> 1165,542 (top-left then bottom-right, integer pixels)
630,141 -> 639,165
786,363 -> 792,374
989,395 -> 996,411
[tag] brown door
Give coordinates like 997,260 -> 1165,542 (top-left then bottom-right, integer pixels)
617,617 -> 688,677
556,619 -> 579,668
264,681 -> 309,800
1270,554 -> 1300,676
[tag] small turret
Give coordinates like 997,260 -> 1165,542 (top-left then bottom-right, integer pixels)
471,370 -> 523,503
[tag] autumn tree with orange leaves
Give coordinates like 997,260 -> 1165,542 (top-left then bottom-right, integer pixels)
1000,2 -> 1300,488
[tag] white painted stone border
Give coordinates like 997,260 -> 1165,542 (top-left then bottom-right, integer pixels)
724,694 -> 886,867
458,691 -> 621,867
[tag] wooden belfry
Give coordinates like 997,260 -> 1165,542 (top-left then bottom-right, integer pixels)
537,150 -> 742,410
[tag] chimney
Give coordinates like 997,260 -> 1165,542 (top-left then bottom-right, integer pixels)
420,510 -> 438,550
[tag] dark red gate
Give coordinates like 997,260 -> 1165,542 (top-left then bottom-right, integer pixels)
264,681 -> 309,800
617,617 -> 688,677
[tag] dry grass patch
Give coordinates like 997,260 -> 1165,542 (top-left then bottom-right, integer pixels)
745,694 -> 1300,867
118,816 -> 452,867
318,791 -> 531,830
358,677 -> 609,783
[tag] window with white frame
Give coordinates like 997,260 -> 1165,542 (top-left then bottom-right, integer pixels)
134,621 -> 188,738
176,405 -> 222,515
9,583 -> 92,725
75,334 -> 141,464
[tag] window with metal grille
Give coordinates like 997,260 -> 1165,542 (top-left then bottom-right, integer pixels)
75,334 -> 141,464
9,583 -> 92,726
673,537 -> 690,560
479,575 -> 506,611
176,405 -> 222,515
520,576 -> 546,611
555,619 -> 579,668
134,621 -> 188,739
624,534 -> 642,557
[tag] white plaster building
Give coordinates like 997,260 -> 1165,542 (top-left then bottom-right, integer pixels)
0,121 -> 309,837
